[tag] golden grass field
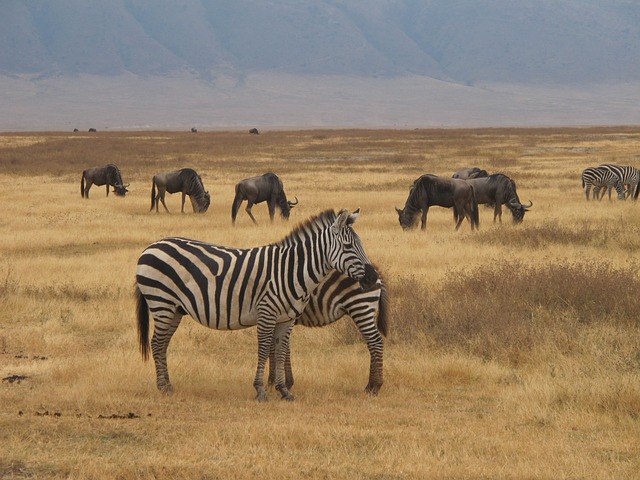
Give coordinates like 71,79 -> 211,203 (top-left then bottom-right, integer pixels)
1,128 -> 640,479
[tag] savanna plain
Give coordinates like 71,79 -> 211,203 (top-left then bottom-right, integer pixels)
1,128 -> 639,479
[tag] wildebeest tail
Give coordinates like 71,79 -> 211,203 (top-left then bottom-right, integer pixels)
377,281 -> 389,338
81,172 -> 86,198
136,285 -> 150,361
231,184 -> 244,224
150,177 -> 156,211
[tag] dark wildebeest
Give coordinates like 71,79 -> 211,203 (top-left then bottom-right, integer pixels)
457,173 -> 532,224
88,128 -> 96,132
231,172 -> 298,225
191,127 -> 197,133
395,174 -> 479,231
452,167 -> 489,180
150,168 -> 210,213
81,164 -> 129,198
249,128 -> 260,135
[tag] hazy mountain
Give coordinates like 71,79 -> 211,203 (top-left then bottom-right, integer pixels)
2,0 -> 640,130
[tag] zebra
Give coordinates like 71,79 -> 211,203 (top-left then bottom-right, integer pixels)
135,208 -> 377,401
596,164 -> 640,200
268,267 -> 389,396
581,167 -> 625,201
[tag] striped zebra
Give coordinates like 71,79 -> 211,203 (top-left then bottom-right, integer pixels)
268,268 -> 389,396
135,208 -> 376,401
581,167 -> 625,201
597,164 -> 640,200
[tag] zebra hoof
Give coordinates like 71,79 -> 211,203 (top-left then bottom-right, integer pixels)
159,384 -> 173,396
280,393 -> 295,401
364,385 -> 380,397
255,391 -> 268,402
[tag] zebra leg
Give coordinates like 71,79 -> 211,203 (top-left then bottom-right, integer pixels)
267,330 -> 294,390
273,320 -> 295,401
254,312 -> 277,401
151,310 -> 184,395
355,321 -> 384,396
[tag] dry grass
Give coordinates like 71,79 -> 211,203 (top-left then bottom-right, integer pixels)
1,128 -> 640,479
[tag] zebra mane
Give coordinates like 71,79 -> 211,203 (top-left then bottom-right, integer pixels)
274,209 -> 337,247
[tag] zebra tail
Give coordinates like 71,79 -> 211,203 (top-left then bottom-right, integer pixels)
150,178 -> 156,211
81,173 -> 85,198
634,182 -> 640,200
135,286 -> 151,361
376,281 -> 389,338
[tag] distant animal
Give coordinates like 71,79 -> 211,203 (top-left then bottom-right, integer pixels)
231,172 -> 298,225
135,208 -> 376,401
596,164 -> 640,200
88,128 -> 96,132
249,128 -> 260,135
395,174 -> 479,231
73,128 -> 79,132
150,168 -> 210,213
452,167 -> 489,180
81,164 -> 129,198
459,173 -> 532,223
581,167 -> 625,201
191,128 -> 197,133
268,265 -> 388,396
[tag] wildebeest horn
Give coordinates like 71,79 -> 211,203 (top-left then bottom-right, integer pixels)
288,196 -> 299,207
524,200 -> 533,209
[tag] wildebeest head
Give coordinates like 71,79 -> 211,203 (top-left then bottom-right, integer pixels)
395,206 -> 418,230
113,183 -> 129,196
199,191 -> 211,213
508,200 -> 532,223
280,196 -> 299,219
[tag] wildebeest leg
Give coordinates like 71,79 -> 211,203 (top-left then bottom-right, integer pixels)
272,320 -> 295,401
151,310 -> 184,395
105,184 -> 110,197
245,202 -> 258,224
84,180 -> 93,198
268,200 -> 276,223
420,208 -> 429,230
159,190 -> 170,213
493,204 -> 502,223
181,192 -> 187,213
454,207 -> 465,230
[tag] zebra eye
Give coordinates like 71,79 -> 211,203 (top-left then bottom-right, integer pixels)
344,241 -> 353,248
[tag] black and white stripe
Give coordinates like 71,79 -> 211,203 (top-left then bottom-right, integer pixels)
581,166 -> 625,201
597,164 -> 640,200
268,267 -> 389,396
135,209 -> 375,401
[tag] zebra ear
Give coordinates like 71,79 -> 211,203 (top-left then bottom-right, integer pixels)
331,209 -> 350,233
347,208 -> 360,226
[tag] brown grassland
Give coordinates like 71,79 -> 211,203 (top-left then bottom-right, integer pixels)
1,127 -> 640,479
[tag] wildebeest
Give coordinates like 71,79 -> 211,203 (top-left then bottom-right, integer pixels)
452,167 -> 489,180
249,128 -> 260,135
395,174 -> 479,231
150,168 -> 210,213
191,127 -> 197,133
88,128 -> 96,132
231,172 -> 298,225
81,164 -> 129,198
459,173 -> 532,223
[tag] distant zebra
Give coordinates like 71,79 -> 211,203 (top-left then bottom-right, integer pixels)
135,209 -> 376,401
597,164 -> 640,200
268,268 -> 388,396
581,167 -> 625,201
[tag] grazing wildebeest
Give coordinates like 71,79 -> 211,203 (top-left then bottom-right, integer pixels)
458,173 -> 532,223
249,128 -> 260,135
452,167 -> 489,180
191,127 -> 197,133
88,128 -> 96,132
150,168 -> 210,213
73,128 -> 79,132
268,265 -> 388,396
231,172 -> 298,225
395,174 -> 479,231
81,164 -> 129,198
